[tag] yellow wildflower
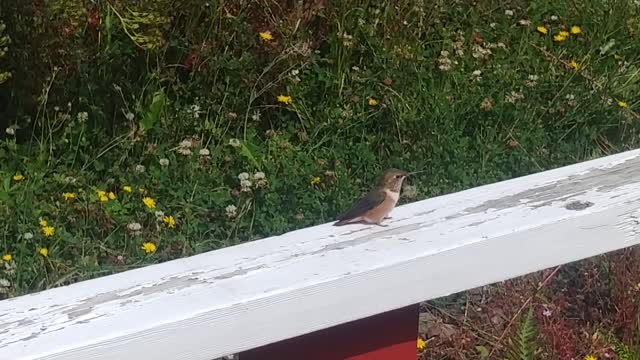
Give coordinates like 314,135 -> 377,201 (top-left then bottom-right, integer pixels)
368,98 -> 378,106
417,337 -> 426,351
636,281 -> 640,290
536,26 -> 548,35
12,173 -> 25,181
141,242 -> 157,254
97,190 -> 109,202
259,31 -> 273,42
163,215 -> 176,229
310,176 -> 321,185
2,254 -> 12,262
618,100 -> 629,108
39,248 -> 49,257
569,60 -> 580,70
123,185 -> 132,193
39,218 -> 48,227
584,355 -> 597,360
571,25 -> 582,34
277,95 -> 292,105
143,196 -> 156,209
42,226 -> 55,237
553,31 -> 569,42
62,192 -> 76,200
108,191 -> 116,200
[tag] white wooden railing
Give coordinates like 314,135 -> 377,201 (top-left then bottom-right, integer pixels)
3,149 -> 640,360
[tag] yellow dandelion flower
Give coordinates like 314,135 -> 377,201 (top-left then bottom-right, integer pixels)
143,196 -> 156,209
163,215 -> 176,229
417,337 -> 426,351
310,176 -> 321,185
259,31 -> 273,42
618,100 -> 629,108
39,218 -> 48,227
108,192 -> 116,200
277,95 -> 292,104
553,31 -> 569,42
368,98 -> 378,106
571,25 -> 582,34
636,281 -> 640,290
569,60 -> 580,70
141,242 -> 157,254
2,254 -> 12,262
536,26 -> 548,35
584,355 -> 597,360
62,192 -> 76,200
97,190 -> 106,197
99,195 -> 109,202
42,226 -> 55,237
39,248 -> 49,257
12,173 -> 25,181
123,185 -> 132,193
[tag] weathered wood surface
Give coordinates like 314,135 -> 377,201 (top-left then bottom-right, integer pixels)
3,149 -> 640,360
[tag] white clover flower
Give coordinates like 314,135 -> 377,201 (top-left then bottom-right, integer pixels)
159,158 -> 170,166
22,232 -> 34,240
229,138 -> 241,148
240,179 -> 252,192
504,9 -> 514,16
126,222 -> 143,235
238,172 -> 250,181
199,148 -> 210,156
225,204 -> 238,219
135,164 -> 146,173
77,112 -> 88,122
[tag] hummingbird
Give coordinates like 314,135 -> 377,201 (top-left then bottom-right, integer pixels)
334,168 -> 417,227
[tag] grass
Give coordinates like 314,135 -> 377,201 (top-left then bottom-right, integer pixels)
1,0 -> 640,358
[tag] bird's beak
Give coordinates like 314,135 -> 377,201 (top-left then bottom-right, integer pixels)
407,169 -> 428,176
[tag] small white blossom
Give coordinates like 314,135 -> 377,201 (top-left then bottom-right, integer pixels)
472,70 -> 482,76
225,204 -> 238,219
135,164 -> 146,173
518,19 -> 531,26
22,232 -> 34,240
550,15 -> 558,21
126,222 -> 143,236
253,171 -> 265,180
240,179 -> 252,192
504,9 -> 514,16
5,127 -> 15,135
291,69 -> 299,76
177,148 -> 192,156
238,172 -> 250,181
179,139 -> 193,149
229,138 -> 241,148
125,112 -> 135,121
159,158 -> 170,166
199,148 -> 210,156
77,112 -> 88,122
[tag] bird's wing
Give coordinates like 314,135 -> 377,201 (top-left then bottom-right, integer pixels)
336,189 -> 387,221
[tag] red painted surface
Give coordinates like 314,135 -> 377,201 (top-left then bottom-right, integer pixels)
240,304 -> 419,360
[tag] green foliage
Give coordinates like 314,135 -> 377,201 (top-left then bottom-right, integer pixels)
0,21 -> 11,84
504,307 -> 540,360
0,0 -> 639,304
608,334 -> 639,360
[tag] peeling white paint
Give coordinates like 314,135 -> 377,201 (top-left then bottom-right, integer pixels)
2,150 -> 640,360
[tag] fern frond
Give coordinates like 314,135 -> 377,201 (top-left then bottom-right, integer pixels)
505,307 -> 539,360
